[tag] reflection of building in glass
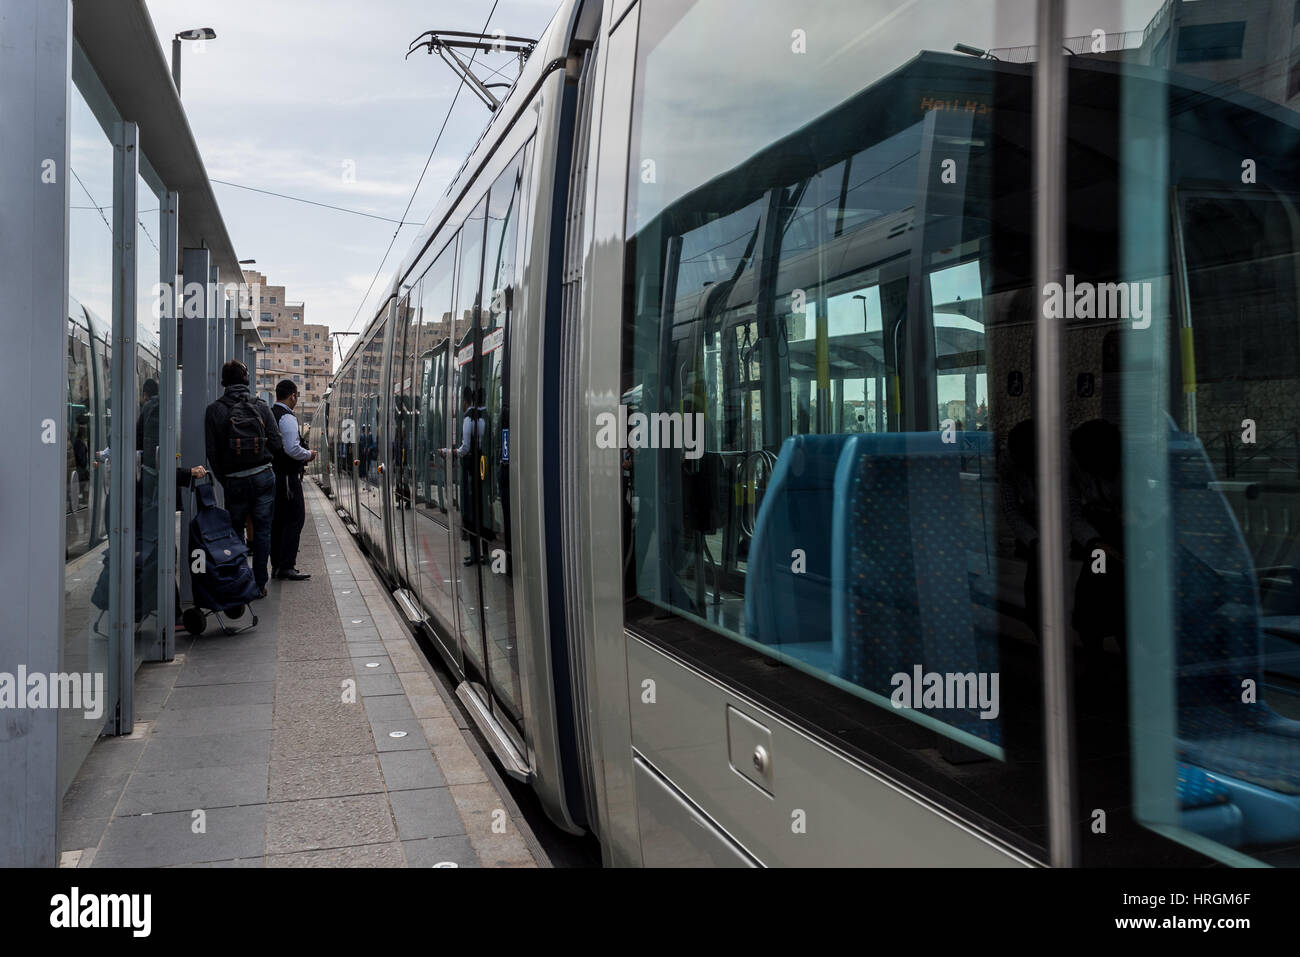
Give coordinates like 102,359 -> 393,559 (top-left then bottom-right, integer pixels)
991,1 -> 1300,109
1134,0 -> 1300,109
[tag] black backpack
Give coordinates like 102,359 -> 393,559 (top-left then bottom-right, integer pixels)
224,395 -> 268,465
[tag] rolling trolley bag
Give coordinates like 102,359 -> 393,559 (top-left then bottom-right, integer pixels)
182,477 -> 261,635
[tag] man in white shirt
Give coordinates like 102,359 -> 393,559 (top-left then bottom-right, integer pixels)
270,379 -> 317,581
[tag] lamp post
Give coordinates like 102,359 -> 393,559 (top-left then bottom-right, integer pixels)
171,28 -> 217,94
853,293 -> 869,332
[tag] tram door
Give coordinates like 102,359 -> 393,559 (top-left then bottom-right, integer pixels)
383,294 -> 415,585
416,336 -> 460,670
446,150 -> 528,750
449,195 -> 489,683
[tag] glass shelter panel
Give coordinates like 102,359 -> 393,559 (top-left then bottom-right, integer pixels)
62,46 -> 121,794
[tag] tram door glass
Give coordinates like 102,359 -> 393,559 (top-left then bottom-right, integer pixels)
412,239 -> 459,660
451,197 -> 488,673
354,352 -> 368,528
347,362 -> 361,521
357,339 -> 373,531
63,46 -> 121,796
477,147 -> 527,735
338,363 -> 356,520
1064,0 -> 1300,867
388,292 -> 416,583
621,0 -> 1048,856
359,327 -> 385,550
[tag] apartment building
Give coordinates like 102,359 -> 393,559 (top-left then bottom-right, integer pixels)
242,268 -> 332,421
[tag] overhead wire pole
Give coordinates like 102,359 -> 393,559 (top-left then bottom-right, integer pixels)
406,29 -> 536,112
331,330 -> 359,364
341,0 -> 506,340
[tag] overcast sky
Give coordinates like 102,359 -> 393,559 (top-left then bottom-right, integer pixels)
141,0 -> 561,346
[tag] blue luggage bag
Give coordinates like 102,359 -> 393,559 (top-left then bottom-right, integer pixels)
182,478 -> 260,635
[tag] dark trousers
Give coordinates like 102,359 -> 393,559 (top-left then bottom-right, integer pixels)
223,468 -> 276,587
271,471 -> 305,572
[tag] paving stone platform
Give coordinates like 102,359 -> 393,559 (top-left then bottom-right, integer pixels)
58,483 -> 542,868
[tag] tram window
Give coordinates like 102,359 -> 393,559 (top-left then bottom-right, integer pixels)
477,145 -> 529,727
1058,0 -> 1300,867
622,0 -> 1047,856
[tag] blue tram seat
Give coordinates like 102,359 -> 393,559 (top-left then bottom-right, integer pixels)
744,435 -> 850,674
1177,761 -> 1244,847
1170,428 -> 1300,846
830,432 -> 1001,747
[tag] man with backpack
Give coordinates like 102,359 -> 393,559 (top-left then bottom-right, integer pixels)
204,360 -> 282,598
270,378 -> 316,581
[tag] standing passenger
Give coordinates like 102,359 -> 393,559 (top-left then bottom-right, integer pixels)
204,360 -> 282,598
442,385 -> 487,566
270,379 -> 316,581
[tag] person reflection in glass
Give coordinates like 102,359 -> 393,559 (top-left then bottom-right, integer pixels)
1069,418 -> 1125,674
999,419 -> 1039,637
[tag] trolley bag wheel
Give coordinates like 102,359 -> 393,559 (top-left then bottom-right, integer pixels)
224,604 -> 246,620
182,607 -> 207,636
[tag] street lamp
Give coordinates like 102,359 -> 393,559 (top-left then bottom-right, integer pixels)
953,42 -> 999,60
853,293 -> 869,332
172,28 -> 217,94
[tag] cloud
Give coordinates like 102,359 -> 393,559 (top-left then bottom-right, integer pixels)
141,0 -> 558,339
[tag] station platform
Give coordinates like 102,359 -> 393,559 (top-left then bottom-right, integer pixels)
56,484 -> 544,868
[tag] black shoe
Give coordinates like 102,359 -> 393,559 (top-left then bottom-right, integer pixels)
256,586 -> 268,599
277,568 -> 311,581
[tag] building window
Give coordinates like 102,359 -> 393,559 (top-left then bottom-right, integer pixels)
293,360 -> 300,367
292,344 -> 300,353
314,333 -> 321,339
261,312 -> 272,320
293,329 -> 300,337
293,375 -> 301,384
1176,21 -> 1246,63
269,296 -> 277,304
293,313 -> 300,320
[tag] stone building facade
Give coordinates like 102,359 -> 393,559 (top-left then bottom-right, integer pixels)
241,268 -> 332,422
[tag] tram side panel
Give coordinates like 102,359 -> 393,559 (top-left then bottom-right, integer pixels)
589,0 -> 1050,867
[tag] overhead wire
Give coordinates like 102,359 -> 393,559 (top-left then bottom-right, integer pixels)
341,0 -> 504,339
210,178 -> 420,226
